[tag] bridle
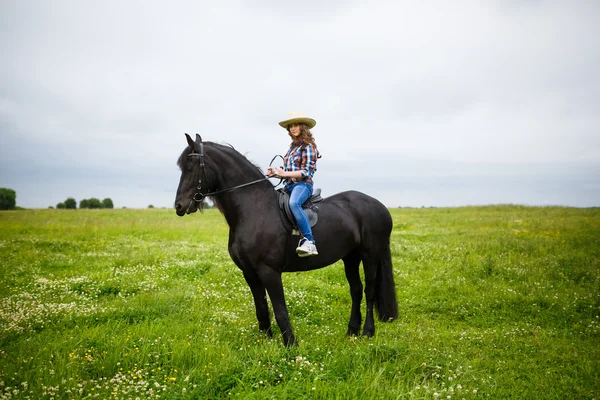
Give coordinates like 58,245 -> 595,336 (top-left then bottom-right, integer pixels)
187,140 -> 283,206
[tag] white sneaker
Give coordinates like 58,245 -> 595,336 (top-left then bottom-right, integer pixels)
296,239 -> 318,257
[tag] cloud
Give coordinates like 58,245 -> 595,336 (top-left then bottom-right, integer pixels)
1,0 -> 599,208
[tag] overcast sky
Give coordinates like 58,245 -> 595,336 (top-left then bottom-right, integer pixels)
1,0 -> 599,209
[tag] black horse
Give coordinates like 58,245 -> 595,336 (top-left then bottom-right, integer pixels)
175,134 -> 397,347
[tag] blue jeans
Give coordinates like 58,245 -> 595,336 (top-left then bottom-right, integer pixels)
287,182 -> 315,243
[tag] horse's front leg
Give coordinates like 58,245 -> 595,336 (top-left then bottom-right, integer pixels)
258,266 -> 297,347
243,272 -> 273,337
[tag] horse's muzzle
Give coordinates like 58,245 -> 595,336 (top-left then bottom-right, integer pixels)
175,199 -> 199,216
175,202 -> 187,216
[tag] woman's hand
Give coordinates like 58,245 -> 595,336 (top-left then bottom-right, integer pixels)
266,167 -> 287,178
275,168 -> 286,178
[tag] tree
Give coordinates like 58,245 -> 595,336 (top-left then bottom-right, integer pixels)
64,198 -> 77,209
56,202 -> 66,209
0,188 -> 16,210
148,204 -> 155,208
102,198 -> 114,209
88,198 -> 103,209
80,197 -> 113,209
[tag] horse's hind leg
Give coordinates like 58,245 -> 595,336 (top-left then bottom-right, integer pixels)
243,272 -> 273,338
343,250 -> 363,336
361,253 -> 377,337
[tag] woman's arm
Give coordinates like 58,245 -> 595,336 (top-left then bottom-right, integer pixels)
273,168 -> 303,179
266,167 -> 302,179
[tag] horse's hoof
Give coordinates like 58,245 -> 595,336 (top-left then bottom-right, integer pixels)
362,328 -> 375,337
260,327 -> 273,338
283,335 -> 298,348
347,327 -> 360,336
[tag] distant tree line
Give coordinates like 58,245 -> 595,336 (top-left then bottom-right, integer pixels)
80,198 -> 114,209
56,197 -> 114,209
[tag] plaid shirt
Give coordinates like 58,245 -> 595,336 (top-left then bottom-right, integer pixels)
283,142 -> 318,186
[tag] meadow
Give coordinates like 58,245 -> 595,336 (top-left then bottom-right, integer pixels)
0,206 -> 598,399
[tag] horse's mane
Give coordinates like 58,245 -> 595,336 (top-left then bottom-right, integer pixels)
177,141 -> 263,176
217,143 -> 265,176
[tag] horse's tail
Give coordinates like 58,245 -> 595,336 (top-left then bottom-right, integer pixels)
375,243 -> 398,322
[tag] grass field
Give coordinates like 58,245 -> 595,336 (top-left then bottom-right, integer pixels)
0,206 -> 598,399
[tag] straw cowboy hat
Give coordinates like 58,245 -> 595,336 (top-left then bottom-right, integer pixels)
278,112 -> 316,129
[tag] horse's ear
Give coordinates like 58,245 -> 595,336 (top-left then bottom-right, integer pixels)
195,133 -> 202,144
185,133 -> 195,148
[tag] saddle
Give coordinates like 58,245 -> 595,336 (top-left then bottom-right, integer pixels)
277,188 -> 324,235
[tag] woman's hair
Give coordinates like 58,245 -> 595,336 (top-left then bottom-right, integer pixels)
288,124 -> 322,158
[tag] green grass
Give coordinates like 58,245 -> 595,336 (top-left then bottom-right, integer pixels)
0,206 -> 598,399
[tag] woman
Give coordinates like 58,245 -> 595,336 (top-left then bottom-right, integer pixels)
266,112 -> 321,257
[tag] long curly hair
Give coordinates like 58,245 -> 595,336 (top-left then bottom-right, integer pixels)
288,124 -> 322,158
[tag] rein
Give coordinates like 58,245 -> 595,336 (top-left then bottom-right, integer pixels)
187,140 -> 283,205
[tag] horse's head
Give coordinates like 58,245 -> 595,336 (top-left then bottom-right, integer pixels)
174,133 -> 217,216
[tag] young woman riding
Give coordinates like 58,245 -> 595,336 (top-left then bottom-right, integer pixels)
266,112 -> 321,257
